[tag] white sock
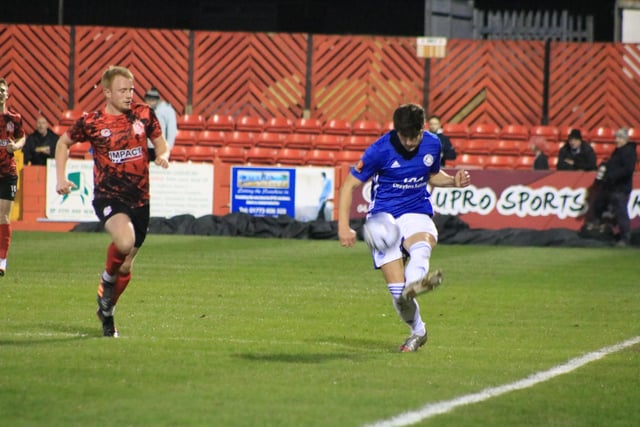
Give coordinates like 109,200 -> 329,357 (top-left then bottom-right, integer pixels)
405,242 -> 432,285
389,282 -> 425,335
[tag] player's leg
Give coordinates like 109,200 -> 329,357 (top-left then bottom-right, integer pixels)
112,248 -> 138,305
377,246 -> 427,352
0,177 -> 18,276
0,200 -> 13,276
610,192 -> 631,245
398,214 -> 443,299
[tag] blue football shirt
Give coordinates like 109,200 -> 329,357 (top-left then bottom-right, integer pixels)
351,130 -> 442,217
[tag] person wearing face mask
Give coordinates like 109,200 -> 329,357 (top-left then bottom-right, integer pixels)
557,129 -> 597,171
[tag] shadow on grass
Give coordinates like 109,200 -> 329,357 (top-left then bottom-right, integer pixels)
0,323 -> 97,346
234,352 -> 368,364
233,335 -> 398,363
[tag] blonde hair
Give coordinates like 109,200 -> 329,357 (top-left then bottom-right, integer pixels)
100,66 -> 134,89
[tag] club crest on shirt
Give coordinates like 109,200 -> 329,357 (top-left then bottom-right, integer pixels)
6,122 -> 14,133
132,120 -> 145,136
423,154 -> 435,167
100,129 -> 112,138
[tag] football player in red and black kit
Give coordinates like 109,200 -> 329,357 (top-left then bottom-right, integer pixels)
55,66 -> 170,337
0,77 -> 26,276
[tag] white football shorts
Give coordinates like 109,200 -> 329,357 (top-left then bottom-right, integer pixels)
371,213 -> 438,268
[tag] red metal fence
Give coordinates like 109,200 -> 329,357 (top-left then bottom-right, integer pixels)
1,23 -> 639,134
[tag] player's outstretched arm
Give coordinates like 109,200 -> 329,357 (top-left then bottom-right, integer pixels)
429,169 -> 471,188
151,136 -> 170,168
337,173 -> 362,248
54,133 -> 77,195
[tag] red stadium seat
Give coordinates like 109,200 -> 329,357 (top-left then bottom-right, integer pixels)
343,135 -> 372,151
246,147 -> 277,165
469,123 -> 500,139
515,155 -> 535,170
51,125 -> 67,136
304,149 -> 336,166
452,153 -> 486,169
177,114 -> 205,130
197,130 -> 226,147
589,126 -> 616,143
442,123 -> 469,138
186,146 -> 217,163
460,139 -> 492,155
215,146 -> 246,164
263,117 -> 294,134
313,134 -> 344,150
334,150 -> 362,166
352,119 -> 382,136
485,155 -> 516,170
174,130 -> 197,146
323,119 -> 352,136
207,114 -> 235,131
293,118 -> 323,134
235,116 -> 265,132
530,125 -> 559,142
170,145 -> 187,162
628,127 -> 637,140
491,140 -> 525,155
255,132 -> 286,149
276,148 -> 307,165
59,109 -> 84,126
284,133 -> 314,149
501,124 -> 529,141
226,131 -> 256,149
592,142 -> 614,159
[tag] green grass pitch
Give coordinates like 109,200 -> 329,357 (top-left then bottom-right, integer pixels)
1,231 -> 638,426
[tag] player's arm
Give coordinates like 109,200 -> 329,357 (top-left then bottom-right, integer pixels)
429,169 -> 471,188
55,132 -> 77,194
150,136 -> 170,168
337,173 -> 363,247
6,135 -> 25,153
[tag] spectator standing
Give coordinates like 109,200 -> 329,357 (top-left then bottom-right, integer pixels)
23,116 -> 59,165
530,136 -> 549,170
427,115 -> 457,167
55,66 -> 170,337
585,128 -> 637,246
143,87 -> 177,161
316,171 -> 333,220
557,129 -> 597,171
0,77 -> 26,276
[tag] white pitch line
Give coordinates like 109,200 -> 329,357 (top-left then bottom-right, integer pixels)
364,336 -> 640,427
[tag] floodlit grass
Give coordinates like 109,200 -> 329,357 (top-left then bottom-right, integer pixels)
0,231 -> 638,427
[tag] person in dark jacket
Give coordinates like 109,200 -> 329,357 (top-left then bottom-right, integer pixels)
585,127 -> 637,246
23,116 -> 58,165
427,115 -> 457,167
557,129 -> 597,171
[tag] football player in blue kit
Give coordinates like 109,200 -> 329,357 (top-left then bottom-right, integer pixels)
338,103 -> 471,352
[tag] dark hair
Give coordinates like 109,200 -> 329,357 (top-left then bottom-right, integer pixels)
393,104 -> 425,139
